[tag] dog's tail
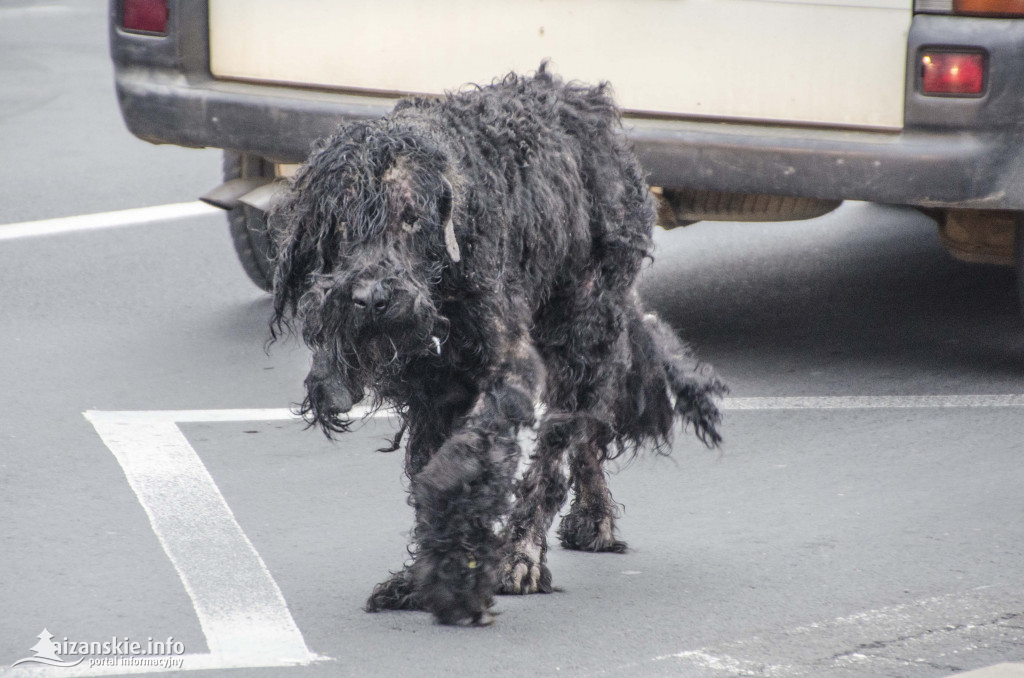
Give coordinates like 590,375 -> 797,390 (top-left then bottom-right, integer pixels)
617,310 -> 727,451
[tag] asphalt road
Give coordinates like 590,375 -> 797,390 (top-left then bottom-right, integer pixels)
2,2 -> 1023,678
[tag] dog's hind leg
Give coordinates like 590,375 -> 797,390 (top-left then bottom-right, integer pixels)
551,314 -> 634,555
556,306 -> 727,554
500,404 -> 624,594
501,408 -> 628,594
499,304 -> 633,594
498,410 -> 574,594
555,411 -> 629,554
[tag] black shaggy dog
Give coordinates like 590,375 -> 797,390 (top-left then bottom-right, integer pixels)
270,65 -> 726,626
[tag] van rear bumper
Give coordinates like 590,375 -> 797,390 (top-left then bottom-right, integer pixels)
111,2 -> 1024,210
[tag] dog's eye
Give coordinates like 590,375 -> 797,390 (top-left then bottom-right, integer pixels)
400,207 -> 420,234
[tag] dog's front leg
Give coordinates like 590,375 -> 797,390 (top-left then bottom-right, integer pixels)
409,336 -> 543,625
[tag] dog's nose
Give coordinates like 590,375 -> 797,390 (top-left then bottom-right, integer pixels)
352,280 -> 391,316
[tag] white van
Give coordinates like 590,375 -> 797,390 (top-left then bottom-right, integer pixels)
111,0 -> 1024,306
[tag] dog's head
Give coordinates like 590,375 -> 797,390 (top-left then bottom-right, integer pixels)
270,118 -> 461,430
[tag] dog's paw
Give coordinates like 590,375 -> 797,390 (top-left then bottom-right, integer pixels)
412,550 -> 496,626
558,510 -> 628,553
365,569 -> 420,612
498,539 -> 552,594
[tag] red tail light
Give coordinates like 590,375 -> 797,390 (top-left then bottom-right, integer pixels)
953,0 -> 1024,15
920,51 -> 985,96
121,0 -> 168,35
914,0 -> 1024,17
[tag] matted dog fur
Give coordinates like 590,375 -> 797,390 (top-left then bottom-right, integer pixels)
270,64 -> 726,625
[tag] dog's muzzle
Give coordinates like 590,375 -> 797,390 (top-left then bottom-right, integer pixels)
351,278 -> 391,319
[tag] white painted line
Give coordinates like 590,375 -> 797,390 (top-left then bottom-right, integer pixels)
84,405 -> 384,425
0,202 -> 221,242
955,663 -> 1024,678
13,395 -> 1011,677
81,395 -> 1024,429
53,412 -> 331,676
2,653 -> 305,678
0,5 -> 77,17
641,586 -> 1024,678
38,397 -> 1016,677
658,649 -> 791,677
721,394 -> 1024,410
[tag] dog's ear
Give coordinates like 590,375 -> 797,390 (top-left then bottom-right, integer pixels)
269,189 -> 330,336
384,161 -> 460,262
439,176 -> 460,263
269,204 -> 301,334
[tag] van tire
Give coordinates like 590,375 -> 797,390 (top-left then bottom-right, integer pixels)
1016,215 -> 1024,317
224,151 -> 275,292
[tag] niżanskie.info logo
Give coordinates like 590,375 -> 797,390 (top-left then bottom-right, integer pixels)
12,628 -> 185,670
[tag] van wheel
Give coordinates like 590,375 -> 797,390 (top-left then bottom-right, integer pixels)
1016,215 -> 1024,317
223,151 -> 275,292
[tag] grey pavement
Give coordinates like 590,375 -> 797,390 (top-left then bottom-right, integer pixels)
1,1 -> 1023,677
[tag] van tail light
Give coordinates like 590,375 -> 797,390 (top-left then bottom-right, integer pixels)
920,51 -> 985,96
953,0 -> 1024,15
121,0 -> 168,35
915,0 -> 1024,15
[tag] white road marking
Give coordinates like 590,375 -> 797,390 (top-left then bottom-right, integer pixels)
92,405 -> 384,424
23,410 -> 332,677
0,5 -> 77,17
643,586 -> 1024,677
956,663 -> 1024,677
721,394 -> 1024,410
0,202 -> 220,242
10,393 -> 1015,676
3,653 -> 310,678
659,650 -> 791,677
77,393 -> 1024,430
